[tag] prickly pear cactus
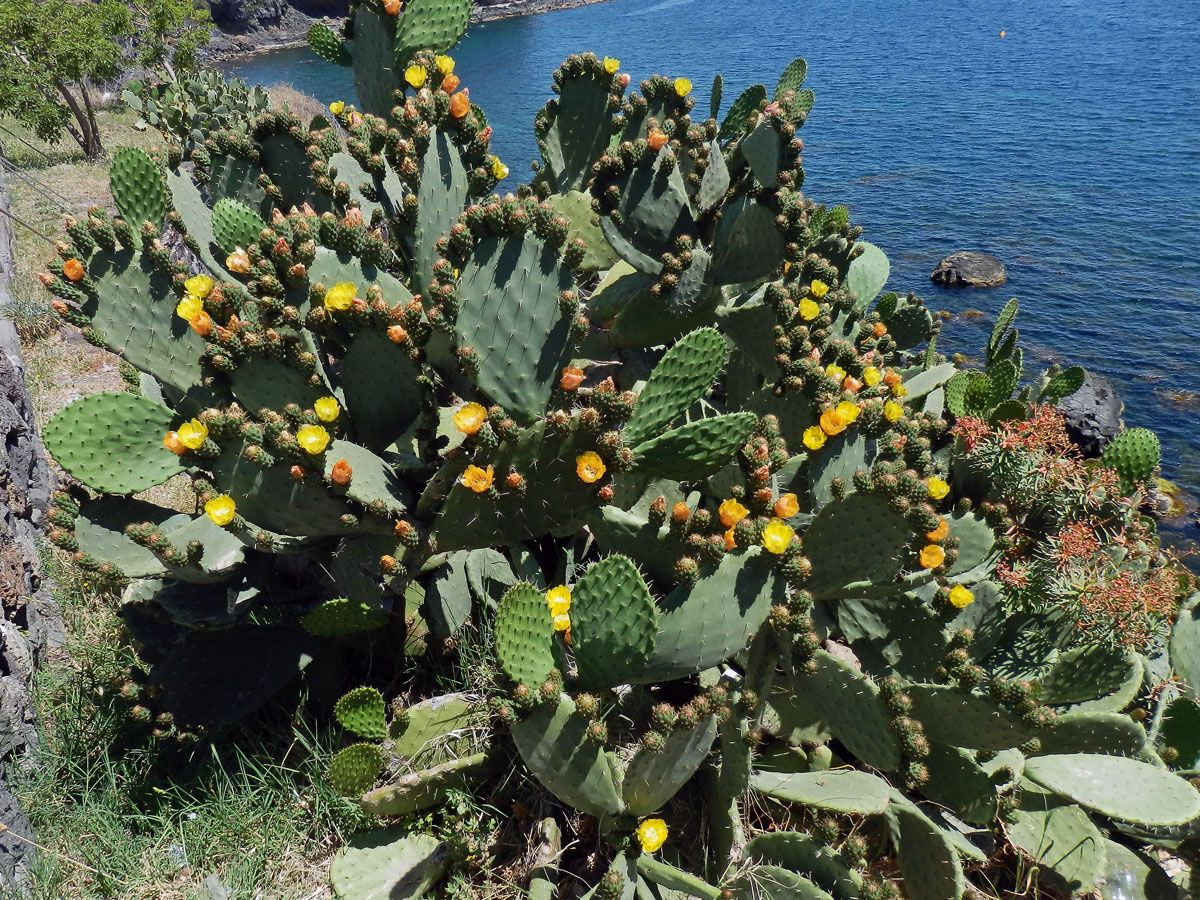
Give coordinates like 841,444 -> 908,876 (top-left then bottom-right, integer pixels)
38,6 -> 1196,899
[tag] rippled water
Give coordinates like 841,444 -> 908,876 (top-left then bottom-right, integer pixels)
225,0 -> 1200,523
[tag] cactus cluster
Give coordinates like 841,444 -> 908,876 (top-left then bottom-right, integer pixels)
122,71 -> 272,151
35,2 -> 1198,898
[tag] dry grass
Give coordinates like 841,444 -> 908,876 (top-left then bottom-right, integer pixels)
269,83 -> 335,127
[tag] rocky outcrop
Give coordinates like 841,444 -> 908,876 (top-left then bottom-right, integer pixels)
1056,372 -> 1125,458
0,157 -> 62,891
930,251 -> 1007,288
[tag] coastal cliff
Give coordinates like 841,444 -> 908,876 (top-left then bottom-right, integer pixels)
201,0 -> 615,59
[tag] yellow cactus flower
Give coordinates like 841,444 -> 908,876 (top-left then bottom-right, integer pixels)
454,402 -> 487,435
205,494 -> 236,526
175,294 -> 204,322
436,54 -> 455,75
724,526 -> 736,550
323,281 -> 357,311
927,477 -> 950,500
926,518 -> 949,542
576,451 -> 606,483
177,418 -> 208,450
891,383 -> 908,398
819,407 -> 847,436
835,401 -> 860,424
883,400 -> 904,423
809,279 -> 830,298
825,364 -> 846,381
719,498 -> 749,528
491,156 -> 509,180
803,425 -> 827,451
674,77 -> 692,97
552,612 -> 571,632
919,544 -> 946,569
460,464 -> 494,493
546,585 -> 571,617
604,56 -> 620,74
637,818 -> 669,853
296,424 -> 331,455
862,366 -> 881,387
761,518 -> 795,555
798,298 -> 820,321
184,274 -> 214,299
329,100 -> 345,115
314,396 -> 340,422
948,585 -> 975,609
405,64 -> 428,88
773,493 -> 800,518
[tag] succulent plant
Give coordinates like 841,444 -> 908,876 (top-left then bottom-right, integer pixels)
36,2 -> 1197,899
123,71 -> 271,152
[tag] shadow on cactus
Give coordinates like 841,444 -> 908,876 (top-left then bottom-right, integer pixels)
34,0 -> 1199,897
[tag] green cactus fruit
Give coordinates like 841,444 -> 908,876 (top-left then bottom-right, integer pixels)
393,0 -> 471,70
44,392 -> 184,494
308,22 -> 351,65
750,769 -> 891,815
772,57 -> 808,101
570,555 -> 658,689
622,716 -> 717,816
494,583 -> 558,688
329,742 -> 384,796
211,198 -> 264,255
329,831 -> 445,900
510,693 -> 622,817
301,598 -> 389,637
1005,786 -> 1106,897
1099,427 -> 1160,492
633,412 -> 757,482
1024,754 -> 1200,826
110,148 -> 168,228
335,687 -> 388,741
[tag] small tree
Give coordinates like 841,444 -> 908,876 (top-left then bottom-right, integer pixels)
0,0 -> 210,158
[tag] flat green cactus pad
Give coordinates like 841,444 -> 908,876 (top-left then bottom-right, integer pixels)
302,597 -> 389,637
494,583 -> 557,688
1024,754 -> 1200,826
1006,787 -> 1106,897
570,555 -> 658,689
330,830 -> 445,900
110,147 -> 168,228
623,327 -> 726,447
887,800 -> 965,900
750,769 -> 891,816
742,832 -> 863,900
44,392 -> 184,494
622,716 -> 717,816
803,493 -> 911,600
329,742 -> 384,796
335,687 -> 388,741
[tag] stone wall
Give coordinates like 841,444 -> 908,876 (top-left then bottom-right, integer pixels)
0,160 -> 62,891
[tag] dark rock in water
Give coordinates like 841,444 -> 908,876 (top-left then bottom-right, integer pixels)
930,252 -> 1007,288
1056,372 -> 1124,457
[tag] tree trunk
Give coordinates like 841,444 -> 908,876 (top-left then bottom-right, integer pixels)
78,82 -> 103,157
54,82 -> 102,157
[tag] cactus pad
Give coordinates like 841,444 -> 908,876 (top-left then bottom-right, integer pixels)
329,742 -> 384,796
110,148 -> 168,228
308,22 -> 351,66
1099,427 -> 1160,492
44,392 -> 184,494
302,598 -> 389,636
633,412 -> 757,481
623,327 -> 726,446
750,769 -> 891,815
211,198 -> 264,254
335,687 -> 388,741
1006,787 -> 1106,896
622,716 -> 717,816
330,830 -> 445,900
1023,754 -> 1200,826
803,493 -> 911,600
340,331 -> 423,453
887,801 -> 965,900
393,0 -> 471,70
570,555 -> 658,689
494,583 -> 557,688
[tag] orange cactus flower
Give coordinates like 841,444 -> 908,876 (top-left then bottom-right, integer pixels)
773,493 -> 800,518
163,431 -> 186,455
330,459 -> 352,485
382,0 -> 400,14
883,369 -> 902,388
560,366 -> 584,390
919,544 -> 946,569
724,526 -> 736,551
671,501 -> 691,523
449,90 -> 470,119
873,322 -> 888,337
62,259 -> 85,281
189,311 -> 214,337
819,407 -> 847,436
719,499 -> 749,528
647,128 -> 668,151
388,324 -> 409,344
575,451 -> 606,483
843,376 -> 862,394
461,464 -> 494,493
442,73 -> 461,94
926,518 -> 949,542
37,271 -> 56,287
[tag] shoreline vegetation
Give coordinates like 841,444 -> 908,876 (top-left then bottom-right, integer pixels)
201,0 -> 617,62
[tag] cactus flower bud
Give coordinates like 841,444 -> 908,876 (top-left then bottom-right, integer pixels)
559,365 -> 584,390
330,459 -> 352,486
449,90 -> 470,119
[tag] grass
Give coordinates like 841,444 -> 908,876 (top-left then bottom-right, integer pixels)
7,550 -> 374,900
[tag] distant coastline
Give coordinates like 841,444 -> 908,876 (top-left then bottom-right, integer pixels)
201,0 -> 617,62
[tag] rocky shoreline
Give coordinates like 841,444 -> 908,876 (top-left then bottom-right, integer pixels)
201,0 -> 616,62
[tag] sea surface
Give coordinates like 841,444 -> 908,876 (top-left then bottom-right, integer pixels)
224,0 -> 1200,537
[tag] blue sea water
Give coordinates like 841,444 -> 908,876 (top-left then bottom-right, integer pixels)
224,0 -> 1200,528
